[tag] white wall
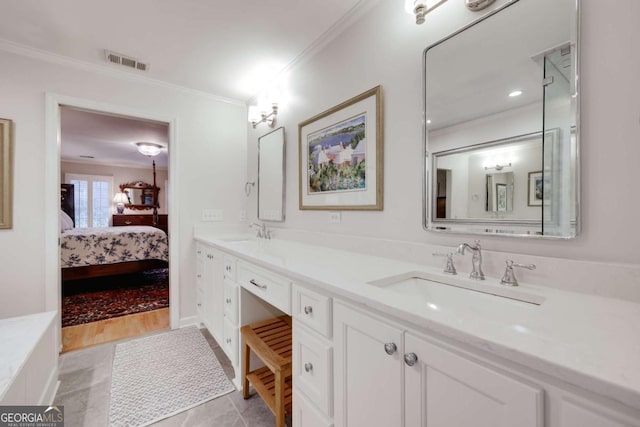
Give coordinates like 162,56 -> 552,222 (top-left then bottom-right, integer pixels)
247,0 -> 640,271
0,48 -> 247,319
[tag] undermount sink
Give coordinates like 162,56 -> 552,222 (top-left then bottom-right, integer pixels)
369,271 -> 545,306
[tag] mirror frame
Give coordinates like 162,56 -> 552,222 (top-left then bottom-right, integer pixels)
258,126 -> 286,222
0,118 -> 13,229
119,180 -> 160,211
422,0 -> 581,239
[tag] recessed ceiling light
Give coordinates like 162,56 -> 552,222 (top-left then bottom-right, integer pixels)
426,119 -> 432,124
509,90 -> 523,97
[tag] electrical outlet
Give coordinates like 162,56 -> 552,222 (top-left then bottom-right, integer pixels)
202,209 -> 224,222
329,212 -> 341,224
239,210 -> 247,223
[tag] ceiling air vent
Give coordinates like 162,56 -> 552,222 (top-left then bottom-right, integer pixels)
104,50 -> 149,72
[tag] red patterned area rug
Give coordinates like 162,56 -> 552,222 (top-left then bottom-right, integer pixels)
62,268 -> 169,328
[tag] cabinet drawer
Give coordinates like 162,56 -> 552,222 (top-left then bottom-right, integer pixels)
293,285 -> 332,338
237,261 -> 291,314
223,256 -> 236,280
223,279 -> 239,325
223,317 -> 238,367
293,391 -> 334,427
293,323 -> 333,417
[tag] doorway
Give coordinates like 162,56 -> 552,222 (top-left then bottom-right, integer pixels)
45,94 -> 180,352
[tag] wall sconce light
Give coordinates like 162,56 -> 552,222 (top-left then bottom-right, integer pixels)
405,0 -> 448,24
484,162 -> 512,171
464,0 -> 496,12
135,142 -> 163,157
248,103 -> 278,129
113,192 -> 129,214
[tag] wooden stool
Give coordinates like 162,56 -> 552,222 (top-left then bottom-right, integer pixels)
241,316 -> 292,427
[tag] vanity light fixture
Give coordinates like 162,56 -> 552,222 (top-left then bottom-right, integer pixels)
405,0 -> 448,25
484,162 -> 512,171
464,0 -> 496,12
135,142 -> 163,157
509,90 -> 523,97
113,192 -> 128,214
248,103 -> 278,129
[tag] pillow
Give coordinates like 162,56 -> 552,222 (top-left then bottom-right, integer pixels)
60,210 -> 74,231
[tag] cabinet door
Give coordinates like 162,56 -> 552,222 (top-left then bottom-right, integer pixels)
404,332 -> 543,427
334,302 -> 404,427
203,248 -> 224,342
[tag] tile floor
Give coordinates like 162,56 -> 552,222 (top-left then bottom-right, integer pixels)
54,328 -> 280,427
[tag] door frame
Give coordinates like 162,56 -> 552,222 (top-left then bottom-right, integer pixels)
45,93 -> 180,348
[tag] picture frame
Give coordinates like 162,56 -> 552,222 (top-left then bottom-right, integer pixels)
496,183 -> 507,212
0,118 -> 13,229
528,171 -> 543,207
298,86 -> 383,210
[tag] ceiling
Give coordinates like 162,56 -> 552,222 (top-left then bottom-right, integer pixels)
60,107 -> 169,168
0,0 -> 363,102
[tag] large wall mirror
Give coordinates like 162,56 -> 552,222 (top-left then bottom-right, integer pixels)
423,0 -> 579,238
258,127 -> 285,221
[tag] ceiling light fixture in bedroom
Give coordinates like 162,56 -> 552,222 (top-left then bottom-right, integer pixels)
136,142 -> 163,157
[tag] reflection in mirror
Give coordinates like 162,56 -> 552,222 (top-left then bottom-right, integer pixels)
424,0 -> 579,238
258,127 -> 285,221
120,181 -> 159,211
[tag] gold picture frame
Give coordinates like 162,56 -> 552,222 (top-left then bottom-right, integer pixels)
0,118 -> 13,229
298,86 -> 383,210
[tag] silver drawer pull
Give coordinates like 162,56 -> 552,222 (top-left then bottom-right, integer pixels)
226,338 -> 232,344
384,342 -> 397,355
226,298 -> 231,304
249,279 -> 267,289
304,306 -> 313,315
404,353 -> 418,366
304,363 -> 313,373
197,274 -> 202,278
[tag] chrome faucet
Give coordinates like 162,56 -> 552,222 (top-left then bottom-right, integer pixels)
456,240 -> 485,280
249,222 -> 271,239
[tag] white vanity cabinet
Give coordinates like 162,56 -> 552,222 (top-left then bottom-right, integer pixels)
334,301 -> 542,427
404,331 -> 542,427
293,284 -> 334,424
333,301 -> 404,427
197,239 -> 640,427
195,243 -> 224,342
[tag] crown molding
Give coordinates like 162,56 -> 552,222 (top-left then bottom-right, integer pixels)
246,0 -> 384,104
0,38 -> 245,107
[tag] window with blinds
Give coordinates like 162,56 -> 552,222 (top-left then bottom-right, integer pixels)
65,174 -> 114,228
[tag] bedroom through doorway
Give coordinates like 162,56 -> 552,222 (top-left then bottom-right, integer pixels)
58,106 -> 171,352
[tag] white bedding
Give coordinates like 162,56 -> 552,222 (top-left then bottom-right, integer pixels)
61,226 -> 168,268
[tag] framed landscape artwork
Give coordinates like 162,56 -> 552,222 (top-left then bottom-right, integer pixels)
528,171 -> 543,207
298,86 -> 383,210
0,118 -> 13,229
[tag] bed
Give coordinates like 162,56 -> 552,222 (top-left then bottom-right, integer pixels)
61,225 -> 169,281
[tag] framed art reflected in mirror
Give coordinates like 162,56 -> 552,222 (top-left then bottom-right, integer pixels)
0,118 -> 13,229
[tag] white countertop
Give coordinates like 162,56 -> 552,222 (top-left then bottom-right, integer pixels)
0,311 -> 57,399
195,234 -> 640,410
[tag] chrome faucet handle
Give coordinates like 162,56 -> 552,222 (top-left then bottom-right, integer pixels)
432,252 -> 457,275
500,260 -> 536,287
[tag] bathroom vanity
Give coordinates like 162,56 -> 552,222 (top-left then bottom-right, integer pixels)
194,234 -> 640,427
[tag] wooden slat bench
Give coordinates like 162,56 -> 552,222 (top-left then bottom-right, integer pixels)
241,316 -> 293,427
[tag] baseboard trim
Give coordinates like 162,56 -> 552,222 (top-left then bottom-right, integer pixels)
179,316 -> 199,329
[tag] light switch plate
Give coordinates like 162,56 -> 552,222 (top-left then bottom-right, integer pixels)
202,209 -> 224,222
329,212 -> 341,224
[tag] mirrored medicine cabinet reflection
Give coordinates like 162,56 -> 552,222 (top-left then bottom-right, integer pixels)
258,127 -> 286,222
423,0 -> 579,238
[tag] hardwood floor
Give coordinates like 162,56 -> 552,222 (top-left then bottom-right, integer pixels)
61,308 -> 170,353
